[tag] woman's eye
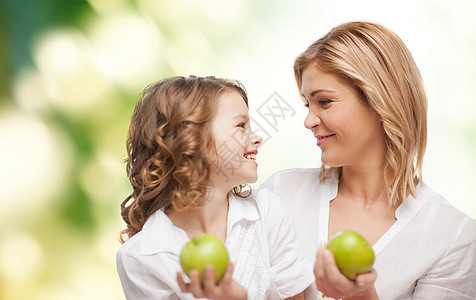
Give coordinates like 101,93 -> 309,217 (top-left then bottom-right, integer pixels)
237,122 -> 246,128
305,98 -> 331,108
319,99 -> 332,107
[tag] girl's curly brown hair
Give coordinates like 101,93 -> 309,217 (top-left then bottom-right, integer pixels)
119,75 -> 248,243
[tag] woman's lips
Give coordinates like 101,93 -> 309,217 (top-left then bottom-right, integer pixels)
315,134 -> 335,146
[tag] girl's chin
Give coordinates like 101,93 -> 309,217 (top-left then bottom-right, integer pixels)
240,175 -> 258,185
248,176 -> 258,184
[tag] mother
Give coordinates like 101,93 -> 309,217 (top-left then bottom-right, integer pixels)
261,21 -> 476,299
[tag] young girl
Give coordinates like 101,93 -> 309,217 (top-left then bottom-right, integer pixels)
116,75 -> 314,299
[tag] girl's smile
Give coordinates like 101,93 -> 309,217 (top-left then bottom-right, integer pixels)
210,91 -> 262,188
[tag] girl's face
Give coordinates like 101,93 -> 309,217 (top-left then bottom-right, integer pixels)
209,91 -> 262,189
300,65 -> 385,169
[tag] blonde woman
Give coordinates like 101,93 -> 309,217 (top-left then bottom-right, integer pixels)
261,21 -> 476,299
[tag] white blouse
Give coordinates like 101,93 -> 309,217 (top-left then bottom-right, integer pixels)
261,168 -> 476,300
116,189 -> 314,300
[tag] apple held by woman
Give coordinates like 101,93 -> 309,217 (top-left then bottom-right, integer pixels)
327,230 -> 375,280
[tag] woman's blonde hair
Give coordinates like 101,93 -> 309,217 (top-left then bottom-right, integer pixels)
120,75 -> 248,242
294,21 -> 427,206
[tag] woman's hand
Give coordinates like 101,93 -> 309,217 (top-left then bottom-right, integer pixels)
314,245 -> 378,300
177,262 -> 247,300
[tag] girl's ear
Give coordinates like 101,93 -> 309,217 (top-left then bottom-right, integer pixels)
201,119 -> 218,167
203,139 -> 218,166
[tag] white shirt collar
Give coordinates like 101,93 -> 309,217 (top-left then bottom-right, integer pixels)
140,209 -> 187,255
139,193 -> 261,256
321,177 -> 430,221
322,177 -> 339,203
394,182 -> 430,220
319,177 -> 430,254
227,192 -> 260,225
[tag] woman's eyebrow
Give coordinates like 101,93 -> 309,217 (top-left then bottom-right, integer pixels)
302,88 -> 336,99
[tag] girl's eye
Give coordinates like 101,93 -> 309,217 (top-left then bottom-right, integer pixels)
237,122 -> 246,128
304,102 -> 310,108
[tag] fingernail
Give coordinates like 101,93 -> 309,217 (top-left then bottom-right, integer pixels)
358,280 -> 366,287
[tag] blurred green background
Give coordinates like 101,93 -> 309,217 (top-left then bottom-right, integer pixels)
1,0 -> 475,299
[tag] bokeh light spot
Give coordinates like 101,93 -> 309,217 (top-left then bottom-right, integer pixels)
0,230 -> 44,283
0,110 -> 70,222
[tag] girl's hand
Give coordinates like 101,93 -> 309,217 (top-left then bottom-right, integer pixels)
314,245 -> 378,300
177,262 -> 247,300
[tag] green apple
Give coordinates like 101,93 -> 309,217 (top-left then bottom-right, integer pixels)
180,233 -> 229,282
327,230 -> 375,280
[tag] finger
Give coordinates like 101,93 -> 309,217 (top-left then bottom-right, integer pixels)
322,249 -> 351,295
189,269 -> 204,298
313,244 -> 325,277
177,272 -> 189,293
315,245 -> 332,294
220,262 -> 234,285
355,268 -> 377,289
203,264 -> 217,294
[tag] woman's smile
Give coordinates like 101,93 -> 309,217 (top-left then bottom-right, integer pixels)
301,65 -> 385,168
315,134 -> 336,146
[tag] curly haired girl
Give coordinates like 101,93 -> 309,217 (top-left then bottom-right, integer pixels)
116,75 -> 313,300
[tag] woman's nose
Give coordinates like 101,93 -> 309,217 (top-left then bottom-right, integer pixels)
304,109 -> 321,130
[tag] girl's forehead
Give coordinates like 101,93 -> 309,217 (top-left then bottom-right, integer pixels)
216,91 -> 249,112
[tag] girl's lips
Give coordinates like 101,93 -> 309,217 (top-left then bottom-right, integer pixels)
244,150 -> 258,165
315,134 -> 335,146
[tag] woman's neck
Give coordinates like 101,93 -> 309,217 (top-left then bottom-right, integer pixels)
339,165 -> 386,205
330,165 -> 398,246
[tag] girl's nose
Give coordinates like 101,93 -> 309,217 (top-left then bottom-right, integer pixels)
251,131 -> 263,146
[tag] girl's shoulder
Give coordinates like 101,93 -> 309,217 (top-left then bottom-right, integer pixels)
229,189 -> 286,222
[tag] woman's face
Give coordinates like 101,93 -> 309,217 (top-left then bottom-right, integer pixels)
300,65 -> 385,169
209,91 -> 262,189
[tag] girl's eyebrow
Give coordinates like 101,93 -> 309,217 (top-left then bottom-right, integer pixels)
232,114 -> 249,120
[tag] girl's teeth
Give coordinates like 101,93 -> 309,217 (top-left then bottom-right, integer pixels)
245,154 -> 256,160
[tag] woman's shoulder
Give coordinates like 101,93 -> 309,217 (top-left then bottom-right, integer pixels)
260,167 -> 337,201
421,183 -> 473,218
265,167 -> 320,181
416,183 -> 476,234
260,168 -> 321,190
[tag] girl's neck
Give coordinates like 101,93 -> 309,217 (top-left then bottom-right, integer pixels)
166,187 -> 230,242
